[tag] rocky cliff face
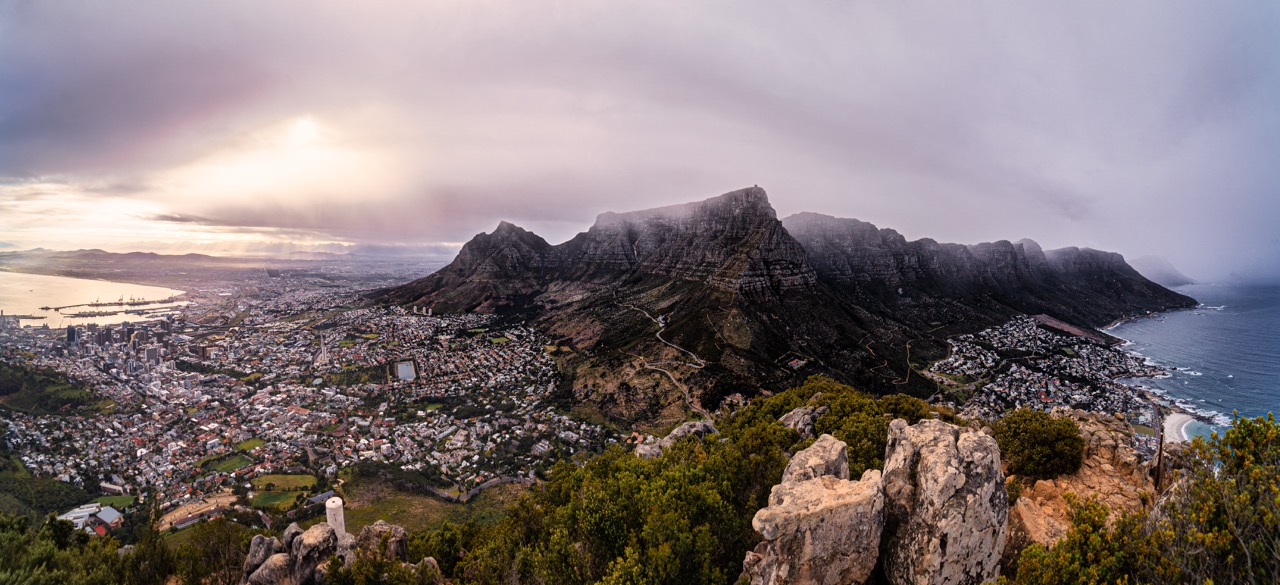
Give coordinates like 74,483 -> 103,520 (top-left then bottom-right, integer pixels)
379,187 -> 1195,428
743,420 -> 1008,585
783,212 -> 1196,332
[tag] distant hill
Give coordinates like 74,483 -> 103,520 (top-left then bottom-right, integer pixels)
378,187 -> 1196,428
1129,255 -> 1196,288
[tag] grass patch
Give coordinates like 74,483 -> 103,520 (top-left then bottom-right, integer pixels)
323,364 -> 387,386
1133,424 -> 1157,437
251,474 -> 317,491
206,454 -> 252,473
236,438 -> 267,452
311,481 -> 526,535
489,337 -> 510,344
94,495 -> 136,509
251,491 -> 299,511
424,403 -> 444,411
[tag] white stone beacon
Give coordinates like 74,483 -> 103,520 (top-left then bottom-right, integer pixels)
325,497 -> 346,536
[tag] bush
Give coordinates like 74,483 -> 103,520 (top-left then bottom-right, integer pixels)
992,409 -> 1084,479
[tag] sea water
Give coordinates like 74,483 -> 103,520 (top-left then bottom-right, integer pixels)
0,271 -> 185,327
1109,283 -> 1280,439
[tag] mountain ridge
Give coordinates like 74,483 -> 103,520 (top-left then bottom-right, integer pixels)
378,187 -> 1196,428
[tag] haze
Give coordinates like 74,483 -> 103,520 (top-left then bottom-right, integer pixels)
2,1 -> 1278,282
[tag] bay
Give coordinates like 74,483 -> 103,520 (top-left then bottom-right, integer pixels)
0,270 -> 185,327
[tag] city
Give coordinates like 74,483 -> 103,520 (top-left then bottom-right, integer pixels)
0,274 -> 618,535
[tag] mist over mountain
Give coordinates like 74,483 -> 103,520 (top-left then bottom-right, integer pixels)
381,187 -> 1195,427
1129,255 -> 1197,288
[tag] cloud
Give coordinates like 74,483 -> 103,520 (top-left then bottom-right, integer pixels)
0,1 -> 1277,280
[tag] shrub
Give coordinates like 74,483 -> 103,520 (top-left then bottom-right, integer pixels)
992,409 -> 1084,479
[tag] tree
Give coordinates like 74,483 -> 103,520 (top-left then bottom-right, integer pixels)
174,517 -> 260,585
1155,412 -> 1280,583
992,409 -> 1084,479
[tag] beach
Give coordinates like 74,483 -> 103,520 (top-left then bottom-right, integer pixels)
1163,411 -> 1193,443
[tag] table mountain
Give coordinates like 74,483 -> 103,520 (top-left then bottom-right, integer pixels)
378,187 -> 1195,428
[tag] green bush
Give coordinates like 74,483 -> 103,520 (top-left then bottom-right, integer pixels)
992,409 -> 1084,479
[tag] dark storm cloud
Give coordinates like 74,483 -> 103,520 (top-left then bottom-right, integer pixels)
1,1 -> 1278,281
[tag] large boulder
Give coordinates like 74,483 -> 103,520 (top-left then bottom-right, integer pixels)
357,520 -> 409,562
283,522 -> 304,550
743,436 -> 884,585
880,419 -> 1007,585
782,434 -> 848,483
242,535 -> 284,582
292,523 -> 339,585
246,553 -> 292,585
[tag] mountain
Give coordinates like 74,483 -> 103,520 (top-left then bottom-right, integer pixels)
1128,255 -> 1196,288
380,188 -> 1196,428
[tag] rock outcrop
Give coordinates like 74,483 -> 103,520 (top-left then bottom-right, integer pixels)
744,435 -> 884,585
743,420 -> 1009,585
879,419 -> 1007,585
635,420 -> 718,459
781,433 -> 848,483
356,520 -> 409,562
291,523 -> 338,585
242,521 -> 435,585
1003,410 -> 1155,563
778,405 -> 827,439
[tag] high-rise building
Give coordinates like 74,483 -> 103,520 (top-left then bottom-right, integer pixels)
66,325 -> 78,345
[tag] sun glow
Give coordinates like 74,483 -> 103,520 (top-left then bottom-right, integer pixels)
287,116 -> 321,146
153,115 -> 404,208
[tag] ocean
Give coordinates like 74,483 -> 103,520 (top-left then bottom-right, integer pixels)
1108,283 -> 1280,439
0,270 -> 185,327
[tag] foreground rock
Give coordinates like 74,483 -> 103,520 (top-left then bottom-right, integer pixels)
880,419 -> 1007,585
242,521 -> 435,585
743,435 -> 884,585
742,420 -> 1010,585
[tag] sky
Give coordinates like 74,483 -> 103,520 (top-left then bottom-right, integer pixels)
1,1 -> 1278,282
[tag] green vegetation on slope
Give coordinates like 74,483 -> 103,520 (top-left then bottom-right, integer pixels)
0,446 -> 90,519
0,360 -> 96,415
